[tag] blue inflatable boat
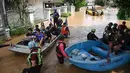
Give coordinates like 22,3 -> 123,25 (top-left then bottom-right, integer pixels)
65,40 -> 130,71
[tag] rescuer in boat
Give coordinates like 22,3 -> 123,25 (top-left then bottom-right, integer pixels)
108,34 -> 126,55
111,23 -> 119,42
102,22 -> 113,44
22,37 -> 42,73
111,23 -> 118,34
87,29 -> 98,41
50,9 -> 59,27
104,22 -> 113,33
125,29 -> 130,47
118,21 -> 128,35
56,35 -> 69,64
61,23 -> 70,38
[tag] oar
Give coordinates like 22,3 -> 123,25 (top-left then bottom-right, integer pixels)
0,44 -> 10,48
107,42 -> 112,63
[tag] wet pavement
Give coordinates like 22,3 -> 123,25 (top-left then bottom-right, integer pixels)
0,6 -> 130,73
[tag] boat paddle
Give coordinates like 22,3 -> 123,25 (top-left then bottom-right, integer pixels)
0,44 -> 10,48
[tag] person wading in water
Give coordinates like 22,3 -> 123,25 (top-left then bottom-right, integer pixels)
56,35 -> 69,64
22,36 -> 43,73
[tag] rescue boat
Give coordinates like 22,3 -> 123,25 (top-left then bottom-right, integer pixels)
65,40 -> 130,71
8,35 -> 59,54
86,6 -> 103,16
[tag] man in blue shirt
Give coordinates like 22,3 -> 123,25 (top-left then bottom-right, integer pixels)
50,9 -> 59,27
35,29 -> 44,43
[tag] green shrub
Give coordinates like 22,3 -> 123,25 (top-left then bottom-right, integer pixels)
117,8 -> 126,20
75,0 -> 87,11
10,26 -> 29,36
95,0 -> 105,6
61,12 -> 71,17
117,8 -> 130,20
128,18 -> 130,20
0,39 -> 4,44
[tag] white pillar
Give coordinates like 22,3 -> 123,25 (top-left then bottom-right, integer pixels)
28,7 -> 34,25
5,28 -> 11,40
43,8 -> 51,20
29,13 -> 34,25
57,7 -> 61,16
71,5 -> 75,13
62,6 -> 67,13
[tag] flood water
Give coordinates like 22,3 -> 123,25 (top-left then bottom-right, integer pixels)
0,6 -> 130,73
0,35 -> 28,73
42,7 -> 130,73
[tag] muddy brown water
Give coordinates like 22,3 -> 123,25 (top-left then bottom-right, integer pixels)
0,35 -> 28,73
1,7 -> 130,73
42,26 -> 130,73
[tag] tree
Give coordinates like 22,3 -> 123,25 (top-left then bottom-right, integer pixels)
0,0 -> 9,28
62,0 -> 87,11
5,0 -> 30,27
95,0 -> 105,6
114,0 -> 130,20
0,0 -> 10,40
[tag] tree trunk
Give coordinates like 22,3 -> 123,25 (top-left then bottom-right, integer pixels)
0,0 -> 9,40
0,0 -> 9,28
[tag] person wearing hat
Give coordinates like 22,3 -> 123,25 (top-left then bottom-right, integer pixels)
56,35 -> 69,64
50,9 -> 59,27
87,29 -> 98,41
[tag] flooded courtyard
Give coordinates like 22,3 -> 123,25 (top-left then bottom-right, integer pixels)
42,8 -> 130,73
0,7 -> 130,73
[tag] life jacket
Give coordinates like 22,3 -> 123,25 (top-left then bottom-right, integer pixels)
28,41 -> 38,49
56,42 -> 66,56
61,26 -> 68,35
27,47 -> 42,67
